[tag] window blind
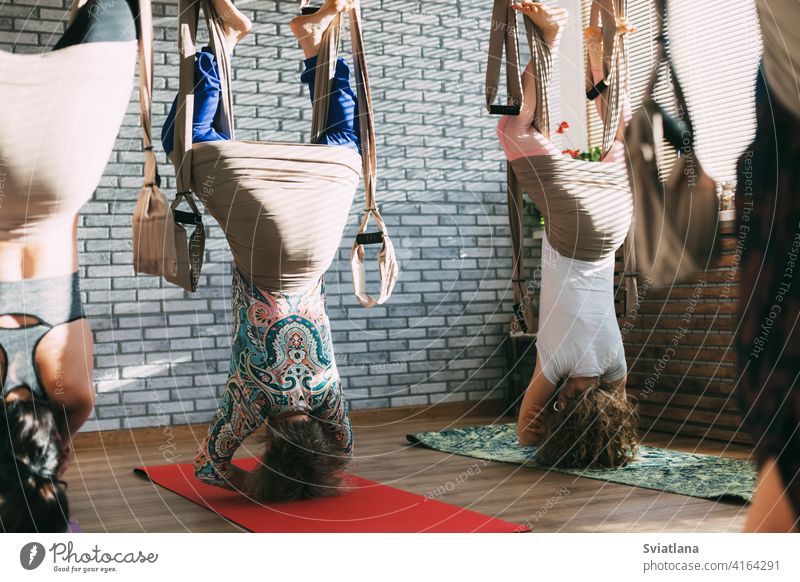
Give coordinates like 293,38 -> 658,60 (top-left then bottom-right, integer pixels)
582,0 -> 762,188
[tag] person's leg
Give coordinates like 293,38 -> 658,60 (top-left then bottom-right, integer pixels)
290,0 -> 352,59
586,17 -> 636,162
209,0 -> 252,56
291,0 -> 360,154
161,1 -> 252,155
745,457 -> 799,532
496,2 -> 567,161
300,56 -> 360,153
161,49 -> 231,156
53,0 -> 138,50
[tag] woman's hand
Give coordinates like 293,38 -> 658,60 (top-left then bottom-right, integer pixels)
519,403 -> 548,446
517,356 -> 558,447
228,465 -> 250,491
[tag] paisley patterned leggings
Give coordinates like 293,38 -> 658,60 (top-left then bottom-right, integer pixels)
194,269 -> 352,488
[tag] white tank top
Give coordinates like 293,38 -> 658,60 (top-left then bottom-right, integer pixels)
536,234 -> 627,385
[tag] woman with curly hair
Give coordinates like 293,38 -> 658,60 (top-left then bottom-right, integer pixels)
169,0 -> 360,501
498,3 -> 638,468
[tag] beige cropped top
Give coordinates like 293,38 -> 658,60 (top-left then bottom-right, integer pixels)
0,41 -> 136,242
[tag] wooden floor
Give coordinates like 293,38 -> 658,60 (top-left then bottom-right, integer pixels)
67,409 -> 752,533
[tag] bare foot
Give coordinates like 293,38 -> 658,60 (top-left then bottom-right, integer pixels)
210,0 -> 253,55
586,16 -> 636,77
616,16 -> 637,36
513,2 -> 568,48
290,0 -> 355,59
585,25 -> 604,82
586,17 -> 635,145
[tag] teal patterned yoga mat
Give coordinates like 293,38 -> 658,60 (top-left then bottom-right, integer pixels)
407,423 -> 756,502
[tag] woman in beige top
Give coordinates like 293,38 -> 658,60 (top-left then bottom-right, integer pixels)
0,0 -> 140,532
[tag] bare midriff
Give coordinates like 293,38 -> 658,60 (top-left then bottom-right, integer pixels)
0,216 -> 78,283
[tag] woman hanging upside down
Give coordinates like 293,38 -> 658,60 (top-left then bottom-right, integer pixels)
497,2 -> 638,468
161,0 -> 359,501
0,0 -> 140,532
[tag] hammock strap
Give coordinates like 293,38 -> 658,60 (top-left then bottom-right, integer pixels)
175,0 -> 200,197
589,1 -> 638,313
585,0 -> 629,157
486,0 -> 637,326
485,0 -> 545,333
173,0 -> 205,291
202,0 -> 234,139
136,0 -> 160,190
297,0 -> 396,307
507,164 -> 535,334
485,0 -> 523,116
644,0 -> 696,144
524,17 -> 552,140
345,2 -> 397,307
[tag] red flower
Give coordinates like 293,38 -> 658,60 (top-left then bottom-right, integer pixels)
561,149 -> 580,159
556,121 -> 570,134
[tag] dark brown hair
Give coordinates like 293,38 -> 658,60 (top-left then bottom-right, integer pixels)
246,418 -> 350,502
0,399 -> 69,532
535,383 -> 638,469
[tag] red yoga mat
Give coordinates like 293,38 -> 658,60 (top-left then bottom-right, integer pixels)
134,458 -> 529,533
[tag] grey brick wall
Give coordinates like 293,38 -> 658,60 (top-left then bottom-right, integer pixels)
1,0 -> 542,431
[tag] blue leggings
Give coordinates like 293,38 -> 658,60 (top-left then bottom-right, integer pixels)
161,49 -> 360,156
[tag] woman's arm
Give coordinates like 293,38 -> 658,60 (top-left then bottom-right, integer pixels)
517,356 -> 558,447
605,374 -> 627,394
314,378 -> 354,457
193,381 -> 266,491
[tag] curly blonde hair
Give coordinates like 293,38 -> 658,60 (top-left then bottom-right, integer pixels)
535,383 -> 639,469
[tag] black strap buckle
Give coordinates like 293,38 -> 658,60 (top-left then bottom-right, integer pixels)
173,209 -> 203,226
512,303 -> 528,334
586,79 -> 608,101
301,6 -> 319,14
490,105 -> 521,116
356,232 -> 384,246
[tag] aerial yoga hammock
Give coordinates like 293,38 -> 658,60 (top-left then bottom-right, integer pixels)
154,0 -> 393,497
0,0 -> 156,531
142,0 -> 397,307
487,0 -> 635,334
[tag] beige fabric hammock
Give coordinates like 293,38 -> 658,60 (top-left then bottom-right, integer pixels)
159,0 -> 397,304
486,0 -> 635,332
0,24 -> 138,242
0,0 -> 184,294
624,0 -> 720,286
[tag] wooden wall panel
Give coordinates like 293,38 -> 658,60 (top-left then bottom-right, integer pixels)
617,223 -> 749,445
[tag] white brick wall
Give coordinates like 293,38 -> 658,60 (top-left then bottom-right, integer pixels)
1,0 -> 541,430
